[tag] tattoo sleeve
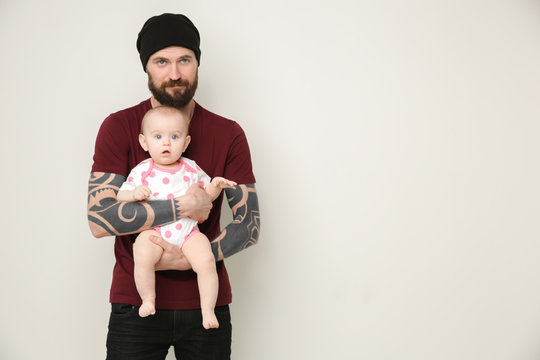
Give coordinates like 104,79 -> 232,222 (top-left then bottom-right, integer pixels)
210,183 -> 260,260
87,172 -> 180,237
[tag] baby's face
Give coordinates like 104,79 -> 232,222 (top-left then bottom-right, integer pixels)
141,112 -> 190,167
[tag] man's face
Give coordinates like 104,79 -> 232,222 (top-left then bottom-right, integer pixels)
146,46 -> 199,108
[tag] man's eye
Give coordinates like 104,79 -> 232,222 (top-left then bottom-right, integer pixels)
158,60 -> 166,65
180,58 -> 189,64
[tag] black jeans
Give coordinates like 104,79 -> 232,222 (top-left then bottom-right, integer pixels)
106,303 -> 232,360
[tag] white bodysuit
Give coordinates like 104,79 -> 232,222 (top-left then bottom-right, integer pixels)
120,157 -> 211,247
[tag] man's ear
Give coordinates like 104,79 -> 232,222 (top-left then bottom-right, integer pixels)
139,134 -> 149,151
183,135 -> 191,152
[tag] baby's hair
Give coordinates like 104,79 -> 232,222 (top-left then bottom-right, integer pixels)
140,106 -> 189,134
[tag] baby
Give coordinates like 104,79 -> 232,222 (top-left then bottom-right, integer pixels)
117,105 -> 236,328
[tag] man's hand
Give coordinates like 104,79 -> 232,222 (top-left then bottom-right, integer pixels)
178,183 -> 212,223
149,235 -> 192,271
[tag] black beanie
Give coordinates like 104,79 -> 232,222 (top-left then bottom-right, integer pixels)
136,13 -> 201,72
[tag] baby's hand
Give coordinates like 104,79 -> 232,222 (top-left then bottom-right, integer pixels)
211,177 -> 237,190
132,185 -> 151,201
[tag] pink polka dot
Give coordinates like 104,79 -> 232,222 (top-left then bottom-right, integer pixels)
153,192 -> 159,197
199,181 -> 205,186
167,193 -> 174,199
128,177 -> 133,182
141,171 -> 147,178
149,171 -> 156,177
165,231 -> 171,238
183,176 -> 190,182
176,223 -> 183,230
162,177 -> 170,184
142,180 -> 149,186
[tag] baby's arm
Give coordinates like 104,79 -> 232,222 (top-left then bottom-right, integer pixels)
117,185 -> 152,202
205,177 -> 237,201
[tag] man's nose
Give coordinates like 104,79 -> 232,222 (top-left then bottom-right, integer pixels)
168,64 -> 181,80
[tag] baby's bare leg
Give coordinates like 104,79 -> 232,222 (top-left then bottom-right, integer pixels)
133,230 -> 164,317
182,233 -> 219,329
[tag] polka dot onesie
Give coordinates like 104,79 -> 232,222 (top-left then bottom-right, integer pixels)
120,157 -> 211,247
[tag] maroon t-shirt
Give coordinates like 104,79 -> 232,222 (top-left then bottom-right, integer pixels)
92,99 -> 256,309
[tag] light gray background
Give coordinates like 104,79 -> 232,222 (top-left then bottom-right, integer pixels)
1,0 -> 540,359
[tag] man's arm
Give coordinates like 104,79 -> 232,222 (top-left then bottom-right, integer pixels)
88,172 -> 213,238
149,183 -> 259,270
87,172 -> 180,237
210,183 -> 260,260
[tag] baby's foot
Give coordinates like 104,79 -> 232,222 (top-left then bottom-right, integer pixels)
202,311 -> 219,329
139,301 -> 156,317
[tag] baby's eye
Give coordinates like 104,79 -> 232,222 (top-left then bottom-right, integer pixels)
155,134 -> 162,139
171,135 -> 178,140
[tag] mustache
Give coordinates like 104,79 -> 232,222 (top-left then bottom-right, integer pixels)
162,79 -> 190,88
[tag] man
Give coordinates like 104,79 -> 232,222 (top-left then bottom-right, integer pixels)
87,13 -> 260,359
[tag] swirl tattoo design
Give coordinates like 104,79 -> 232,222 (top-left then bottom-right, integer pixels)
211,184 -> 260,260
87,172 -> 177,237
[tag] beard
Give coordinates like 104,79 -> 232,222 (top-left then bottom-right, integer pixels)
148,73 -> 198,108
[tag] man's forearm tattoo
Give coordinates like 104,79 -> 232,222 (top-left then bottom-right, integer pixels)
87,172 -> 179,236
211,183 -> 260,260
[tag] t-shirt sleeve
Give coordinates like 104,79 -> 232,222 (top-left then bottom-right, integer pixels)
224,122 -> 256,184
91,114 -> 131,176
